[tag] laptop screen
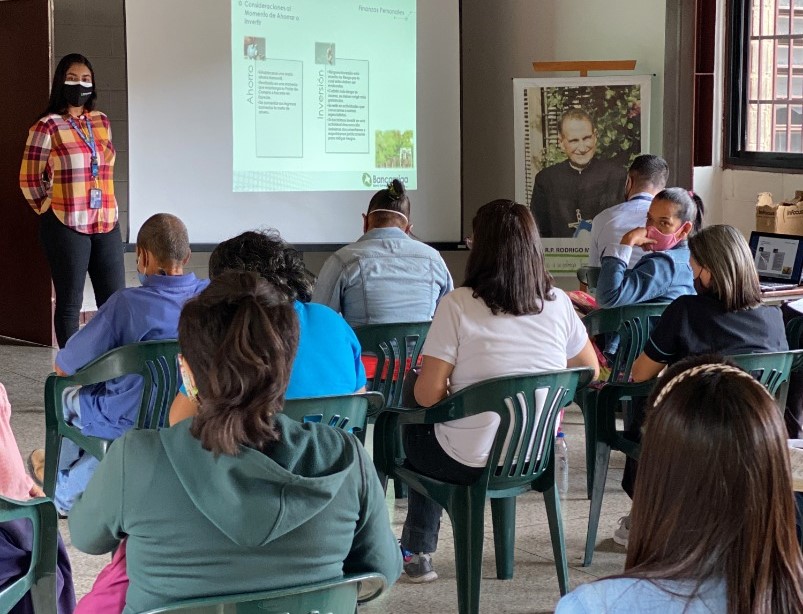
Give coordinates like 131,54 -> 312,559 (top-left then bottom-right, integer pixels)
749,231 -> 803,283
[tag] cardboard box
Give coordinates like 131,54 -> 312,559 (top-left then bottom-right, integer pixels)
755,191 -> 803,236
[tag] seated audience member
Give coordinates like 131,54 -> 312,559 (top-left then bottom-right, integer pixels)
311,179 -> 453,326
595,188 -> 703,308
0,383 -> 76,614
556,356 -> 803,613
631,224 -> 787,381
400,200 -> 599,583
28,214 -> 208,514
609,224 -> 789,546
588,154 -> 669,268
69,272 -> 401,613
169,229 -> 366,426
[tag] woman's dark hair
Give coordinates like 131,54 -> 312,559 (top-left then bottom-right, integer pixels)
179,271 -> 299,456
463,199 -> 553,315
208,229 -> 314,303
366,178 -> 411,227
688,224 -> 762,311
622,354 -> 803,613
653,187 -> 705,232
42,54 -> 97,118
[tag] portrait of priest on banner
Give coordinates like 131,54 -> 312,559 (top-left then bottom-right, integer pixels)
521,80 -> 649,239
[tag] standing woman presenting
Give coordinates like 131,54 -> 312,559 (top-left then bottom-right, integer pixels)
20,53 -> 125,348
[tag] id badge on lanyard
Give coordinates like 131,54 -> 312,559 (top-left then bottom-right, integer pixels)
68,117 -> 102,209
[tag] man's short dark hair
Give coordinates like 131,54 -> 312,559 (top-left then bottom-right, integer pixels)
209,229 -> 314,303
136,213 -> 190,265
628,154 -> 669,189
557,109 -> 595,136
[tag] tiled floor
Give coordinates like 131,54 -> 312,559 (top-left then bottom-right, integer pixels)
5,342 -> 632,613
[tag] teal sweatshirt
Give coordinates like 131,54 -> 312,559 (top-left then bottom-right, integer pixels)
69,414 -> 402,614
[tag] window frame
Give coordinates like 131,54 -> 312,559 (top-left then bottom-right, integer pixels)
726,0 -> 803,170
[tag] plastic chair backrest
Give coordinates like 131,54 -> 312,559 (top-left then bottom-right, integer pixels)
729,351 -> 801,399
0,496 -> 58,614
582,303 -> 668,382
354,321 -> 431,407
138,572 -> 386,614
576,266 -> 601,293
282,392 -> 384,442
429,369 -> 593,492
46,340 -> 181,432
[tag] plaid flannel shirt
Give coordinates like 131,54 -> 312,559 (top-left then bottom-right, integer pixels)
20,111 -> 118,234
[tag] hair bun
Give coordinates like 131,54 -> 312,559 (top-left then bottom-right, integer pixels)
387,178 -> 406,201
215,270 -> 288,309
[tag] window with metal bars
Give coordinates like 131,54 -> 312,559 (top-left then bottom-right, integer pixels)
727,0 -> 803,168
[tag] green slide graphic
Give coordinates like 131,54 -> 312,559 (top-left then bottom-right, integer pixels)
232,0 -> 417,192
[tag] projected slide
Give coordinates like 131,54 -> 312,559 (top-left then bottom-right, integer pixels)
232,1 -> 416,192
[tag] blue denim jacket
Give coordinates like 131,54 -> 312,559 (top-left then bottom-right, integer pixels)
311,227 -> 453,326
596,242 -> 695,308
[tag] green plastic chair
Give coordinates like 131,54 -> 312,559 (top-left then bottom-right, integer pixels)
138,572 -> 386,614
576,266 -> 601,293
576,303 -> 668,498
354,321 -> 431,498
583,348 -> 803,567
353,321 -> 431,409
0,496 -> 59,614
43,340 -> 180,498
373,368 -> 594,614
283,392 -> 384,444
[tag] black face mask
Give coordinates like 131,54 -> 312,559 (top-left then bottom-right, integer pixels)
693,275 -> 708,295
64,82 -> 93,108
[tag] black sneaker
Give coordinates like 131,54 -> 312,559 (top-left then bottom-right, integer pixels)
403,553 -> 438,583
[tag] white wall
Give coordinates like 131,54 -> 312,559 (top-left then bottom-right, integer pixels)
694,0 -> 803,237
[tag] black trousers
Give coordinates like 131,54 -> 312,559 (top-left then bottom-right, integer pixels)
621,398 -> 645,499
782,302 -> 803,438
399,424 -> 483,553
39,210 -> 125,348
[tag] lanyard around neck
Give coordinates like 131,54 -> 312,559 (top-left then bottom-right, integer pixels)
67,116 -> 99,179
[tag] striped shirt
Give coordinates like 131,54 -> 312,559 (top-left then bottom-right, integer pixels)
20,111 -> 118,234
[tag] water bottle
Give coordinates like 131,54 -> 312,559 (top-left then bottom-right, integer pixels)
555,432 -> 569,498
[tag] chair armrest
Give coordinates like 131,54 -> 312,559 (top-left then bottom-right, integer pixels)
596,380 -> 657,408
359,391 -> 386,415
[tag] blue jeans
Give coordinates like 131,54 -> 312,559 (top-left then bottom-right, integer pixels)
399,424 -> 482,554
55,387 -> 100,514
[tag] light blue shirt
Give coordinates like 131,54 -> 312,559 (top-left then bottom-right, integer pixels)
555,578 -> 727,613
588,193 -> 654,268
311,227 -> 453,327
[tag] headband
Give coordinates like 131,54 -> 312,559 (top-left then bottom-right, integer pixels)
368,208 -> 409,225
653,363 -> 773,408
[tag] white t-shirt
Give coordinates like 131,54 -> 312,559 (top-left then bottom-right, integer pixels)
423,287 -> 588,467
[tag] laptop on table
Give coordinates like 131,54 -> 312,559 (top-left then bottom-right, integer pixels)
749,231 -> 803,292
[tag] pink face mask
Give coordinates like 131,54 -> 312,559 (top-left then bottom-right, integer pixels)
645,225 -> 683,252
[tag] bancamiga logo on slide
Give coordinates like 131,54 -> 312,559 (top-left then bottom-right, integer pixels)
363,173 -> 411,188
